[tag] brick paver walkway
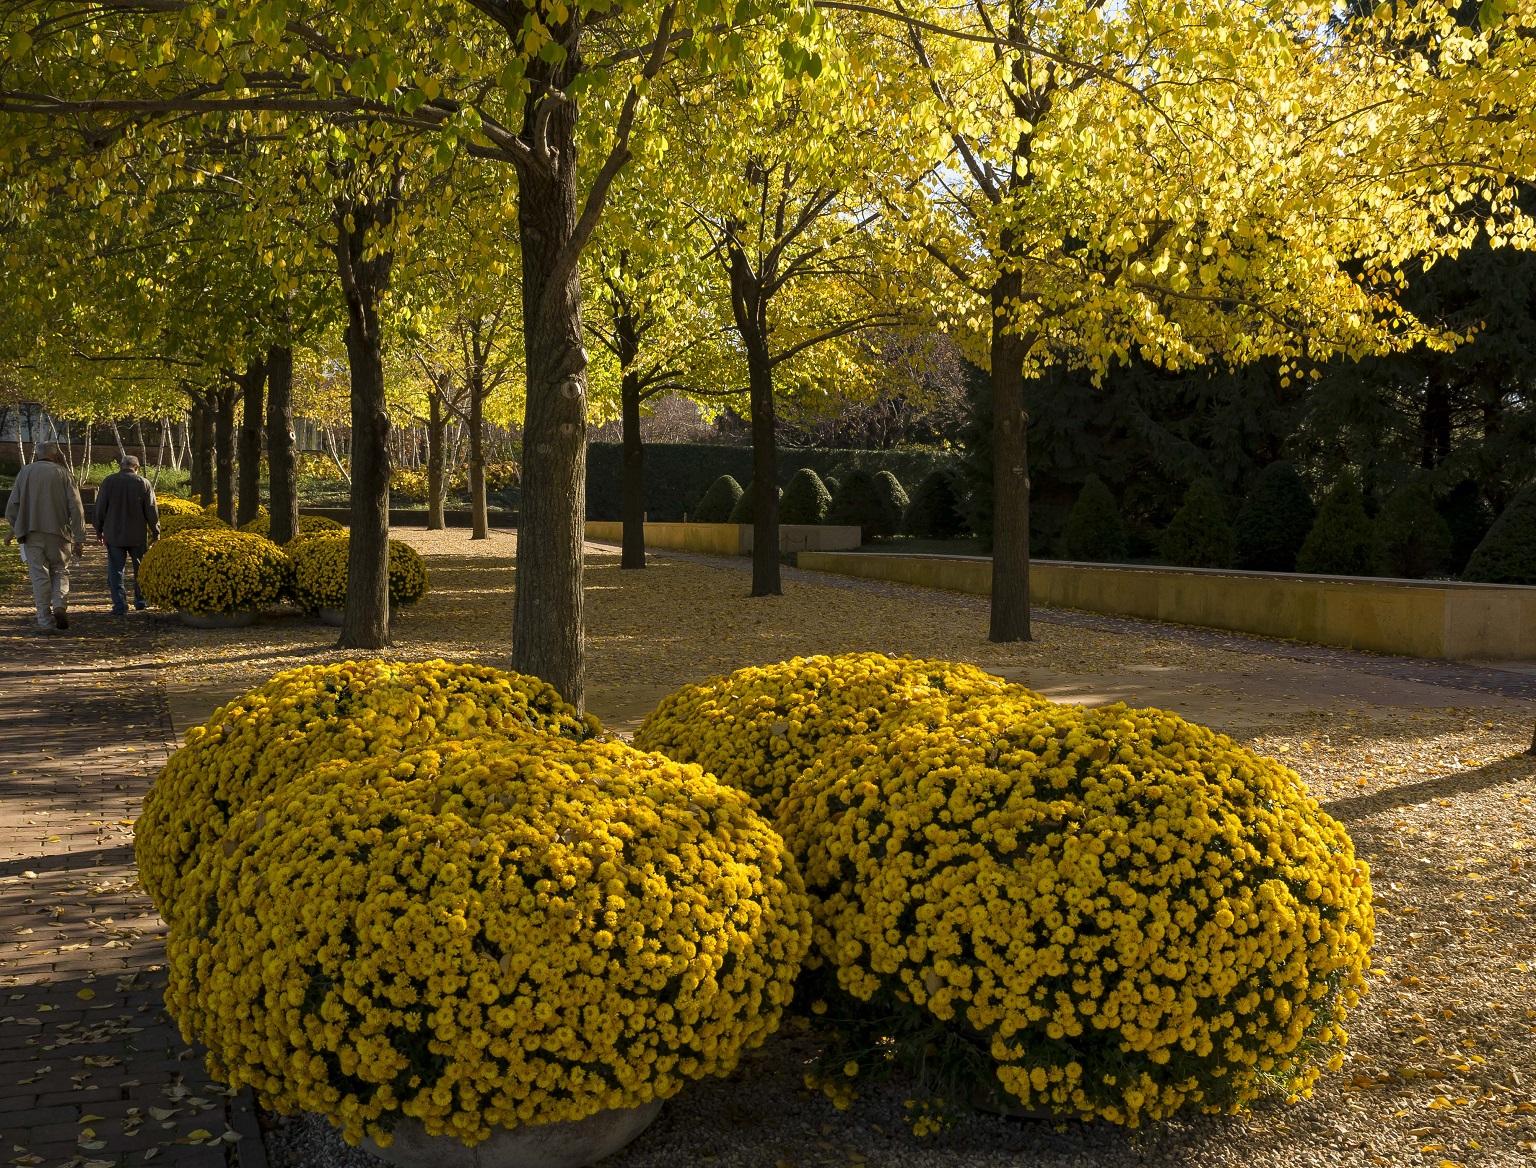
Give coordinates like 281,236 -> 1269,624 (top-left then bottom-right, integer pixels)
0,549 -> 262,1168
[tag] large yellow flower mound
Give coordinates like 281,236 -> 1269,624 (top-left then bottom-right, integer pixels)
164,737 -> 812,1148
139,528 -> 290,616
157,511 -> 229,538
155,495 -> 205,517
634,653 -> 1041,816
135,659 -> 603,920
778,694 -> 1374,1127
240,511 -> 343,540
289,531 -> 429,611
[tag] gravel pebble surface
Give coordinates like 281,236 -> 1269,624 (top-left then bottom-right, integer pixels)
136,532 -> 1534,1168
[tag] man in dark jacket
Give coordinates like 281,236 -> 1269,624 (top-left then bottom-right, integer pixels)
93,455 -> 160,616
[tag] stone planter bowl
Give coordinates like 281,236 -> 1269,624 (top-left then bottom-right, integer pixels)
361,1101 -> 663,1168
317,607 -> 345,627
178,610 -> 257,629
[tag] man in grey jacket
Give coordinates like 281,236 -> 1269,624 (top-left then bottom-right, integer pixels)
4,443 -> 88,632
93,454 -> 160,616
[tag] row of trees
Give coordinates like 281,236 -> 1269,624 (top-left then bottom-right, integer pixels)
3,1 -> 1535,705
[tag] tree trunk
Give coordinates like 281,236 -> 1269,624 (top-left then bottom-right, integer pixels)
188,396 -> 214,504
726,237 -> 780,596
213,383 -> 238,524
1420,378 -> 1451,471
620,368 -> 646,569
988,268 -> 1032,643
237,356 -> 267,525
426,387 -> 447,530
513,77 -> 588,706
110,420 -> 128,462
266,344 -> 299,545
468,364 -> 489,540
333,191 -> 398,650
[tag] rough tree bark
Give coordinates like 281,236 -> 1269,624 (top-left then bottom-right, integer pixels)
236,355 -> 267,526
213,383 -> 237,524
513,54 -> 589,707
188,395 -> 214,503
266,344 -> 299,546
988,264 -> 1032,643
726,235 -> 781,597
426,386 -> 447,530
333,185 -> 400,650
468,350 -> 489,541
617,304 -> 646,570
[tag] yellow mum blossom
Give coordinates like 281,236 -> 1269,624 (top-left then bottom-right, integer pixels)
140,528 -> 290,615
288,532 -> 429,611
162,737 -> 812,1148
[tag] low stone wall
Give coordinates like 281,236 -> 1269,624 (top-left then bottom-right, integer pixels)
585,521 -> 862,556
300,507 -> 517,528
794,552 -> 1536,663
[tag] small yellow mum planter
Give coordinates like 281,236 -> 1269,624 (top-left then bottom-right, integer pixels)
136,659 -> 603,921
139,528 -> 290,624
155,495 -> 205,517
164,737 -> 812,1153
634,653 -> 1041,817
240,511 -> 343,539
289,532 -> 429,623
157,511 -> 229,538
779,694 -> 1374,1127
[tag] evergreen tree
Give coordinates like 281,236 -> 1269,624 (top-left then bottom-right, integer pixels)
1234,462 -> 1315,571
1296,474 -> 1375,576
829,469 -> 886,541
1159,479 -> 1236,568
904,470 -> 968,540
1437,480 -> 1494,574
1373,477 -> 1452,578
779,468 -> 831,525
1463,486 -> 1536,585
693,475 -> 743,523
1060,476 -> 1129,562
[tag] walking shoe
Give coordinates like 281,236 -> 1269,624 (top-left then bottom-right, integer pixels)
111,608 -> 129,617
34,623 -> 59,635
52,609 -> 68,629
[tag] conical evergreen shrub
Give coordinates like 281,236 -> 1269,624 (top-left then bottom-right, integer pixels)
1463,486 -> 1536,584
871,471 -> 910,539
1296,474 -> 1374,576
780,468 -> 832,525
1373,477 -> 1452,578
693,475 -> 743,523
903,470 -> 968,539
1060,475 -> 1128,562
728,482 -> 781,524
1234,462 -> 1314,571
1437,480 -> 1493,574
1159,479 -> 1236,568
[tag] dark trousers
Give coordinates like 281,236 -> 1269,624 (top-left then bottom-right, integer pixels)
106,544 -> 146,613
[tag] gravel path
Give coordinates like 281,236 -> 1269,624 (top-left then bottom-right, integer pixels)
53,530 -> 1534,1168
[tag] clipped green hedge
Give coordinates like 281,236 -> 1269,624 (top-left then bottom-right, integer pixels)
780,468 -> 832,525
1373,477 -> 1451,578
1060,475 -> 1128,562
1297,474 -> 1374,576
586,443 -> 958,521
903,470 -> 968,539
1159,478 -> 1235,568
693,475 -> 743,523
1464,486 -> 1536,585
728,483 -> 781,524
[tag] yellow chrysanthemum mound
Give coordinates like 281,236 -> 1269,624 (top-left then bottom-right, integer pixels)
634,653 -> 1041,816
240,511 -> 343,539
136,659 -> 603,920
158,511 -> 229,537
165,737 -> 813,1148
289,532 -> 429,611
777,694 -> 1374,1127
139,528 -> 290,616
155,495 -> 205,517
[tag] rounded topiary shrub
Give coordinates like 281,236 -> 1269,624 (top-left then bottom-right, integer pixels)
693,475 -> 743,523
780,467 -> 832,525
1463,485 -> 1536,584
1158,478 -> 1236,568
164,736 -> 812,1148
1234,462 -> 1314,571
728,482 -> 781,524
903,470 -> 968,540
1060,475 -> 1128,562
155,495 -> 206,518
240,512 -> 344,540
828,469 -> 903,540
134,660 -> 604,920
1372,477 -> 1452,578
140,528 -> 290,616
635,653 -> 1041,818
1296,474 -> 1374,576
288,532 -> 429,612
158,512 -> 229,538
778,692 -> 1374,1127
